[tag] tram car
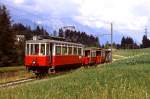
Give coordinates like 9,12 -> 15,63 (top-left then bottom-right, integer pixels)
82,48 -> 109,65
25,36 -> 112,74
82,48 -> 97,65
25,37 -> 84,74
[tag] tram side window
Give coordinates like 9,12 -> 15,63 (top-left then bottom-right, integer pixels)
102,51 -> 105,57
26,44 -> 29,55
31,44 -> 34,55
85,51 -> 90,57
46,44 -> 50,55
74,47 -> 77,55
68,47 -> 72,55
96,51 -> 101,56
78,48 -> 82,55
62,47 -> 67,55
41,44 -> 45,55
56,46 -> 61,55
91,52 -> 96,57
35,44 -> 39,55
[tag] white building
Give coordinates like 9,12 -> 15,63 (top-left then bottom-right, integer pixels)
62,26 -> 76,31
16,35 -> 25,42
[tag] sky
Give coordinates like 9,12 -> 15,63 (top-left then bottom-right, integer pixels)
1,0 -> 150,44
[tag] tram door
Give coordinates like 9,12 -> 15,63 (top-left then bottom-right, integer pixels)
46,43 -> 51,64
85,50 -> 90,57
50,43 -> 53,63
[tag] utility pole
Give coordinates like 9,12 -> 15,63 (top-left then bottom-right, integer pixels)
110,23 -> 113,62
98,23 -> 113,62
145,27 -> 148,37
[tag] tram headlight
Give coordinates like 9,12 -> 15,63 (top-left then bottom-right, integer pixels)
32,60 -> 36,64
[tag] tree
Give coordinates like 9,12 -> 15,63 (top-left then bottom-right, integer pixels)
58,28 -> 100,47
125,37 -> 134,49
58,28 -> 64,37
121,36 -> 136,49
53,30 -> 57,36
33,25 -> 49,36
34,25 -> 41,35
121,36 -> 125,49
12,23 -> 33,40
0,5 -> 17,66
142,35 -> 150,48
104,41 -> 110,49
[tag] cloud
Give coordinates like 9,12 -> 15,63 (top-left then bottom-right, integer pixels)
14,0 -> 24,4
3,0 -> 150,32
2,0 -> 80,28
1,0 -> 150,43
73,0 -> 149,32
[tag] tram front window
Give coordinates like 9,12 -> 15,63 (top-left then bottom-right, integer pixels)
26,44 -> 29,55
26,43 -> 50,56
40,44 -> 45,55
31,44 -> 39,55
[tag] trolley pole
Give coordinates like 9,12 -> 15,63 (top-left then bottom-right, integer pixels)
111,23 -> 113,62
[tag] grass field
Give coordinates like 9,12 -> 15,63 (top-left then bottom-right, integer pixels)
0,66 -> 25,73
0,48 -> 150,99
0,66 -> 34,83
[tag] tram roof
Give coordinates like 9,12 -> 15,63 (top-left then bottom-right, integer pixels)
84,47 -> 111,51
26,39 -> 84,46
84,47 -> 102,50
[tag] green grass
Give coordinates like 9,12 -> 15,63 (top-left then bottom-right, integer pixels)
0,49 -> 150,99
113,48 -> 149,57
0,66 -> 34,83
0,66 -> 25,73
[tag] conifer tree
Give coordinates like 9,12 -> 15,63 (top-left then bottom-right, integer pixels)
0,5 -> 17,66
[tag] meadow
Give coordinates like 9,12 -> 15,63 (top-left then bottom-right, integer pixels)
0,66 -> 34,83
0,48 -> 149,99
0,66 -> 24,73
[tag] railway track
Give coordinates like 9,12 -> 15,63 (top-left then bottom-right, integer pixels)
0,70 -> 70,89
0,77 -> 36,88
0,66 -> 93,89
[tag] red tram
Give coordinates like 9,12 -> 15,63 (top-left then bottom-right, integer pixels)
25,38 -> 84,74
82,48 -> 109,65
25,37 -> 111,74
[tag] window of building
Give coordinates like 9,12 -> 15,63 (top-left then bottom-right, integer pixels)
56,46 -> 61,55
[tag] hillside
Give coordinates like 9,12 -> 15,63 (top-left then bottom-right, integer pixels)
0,49 -> 150,99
